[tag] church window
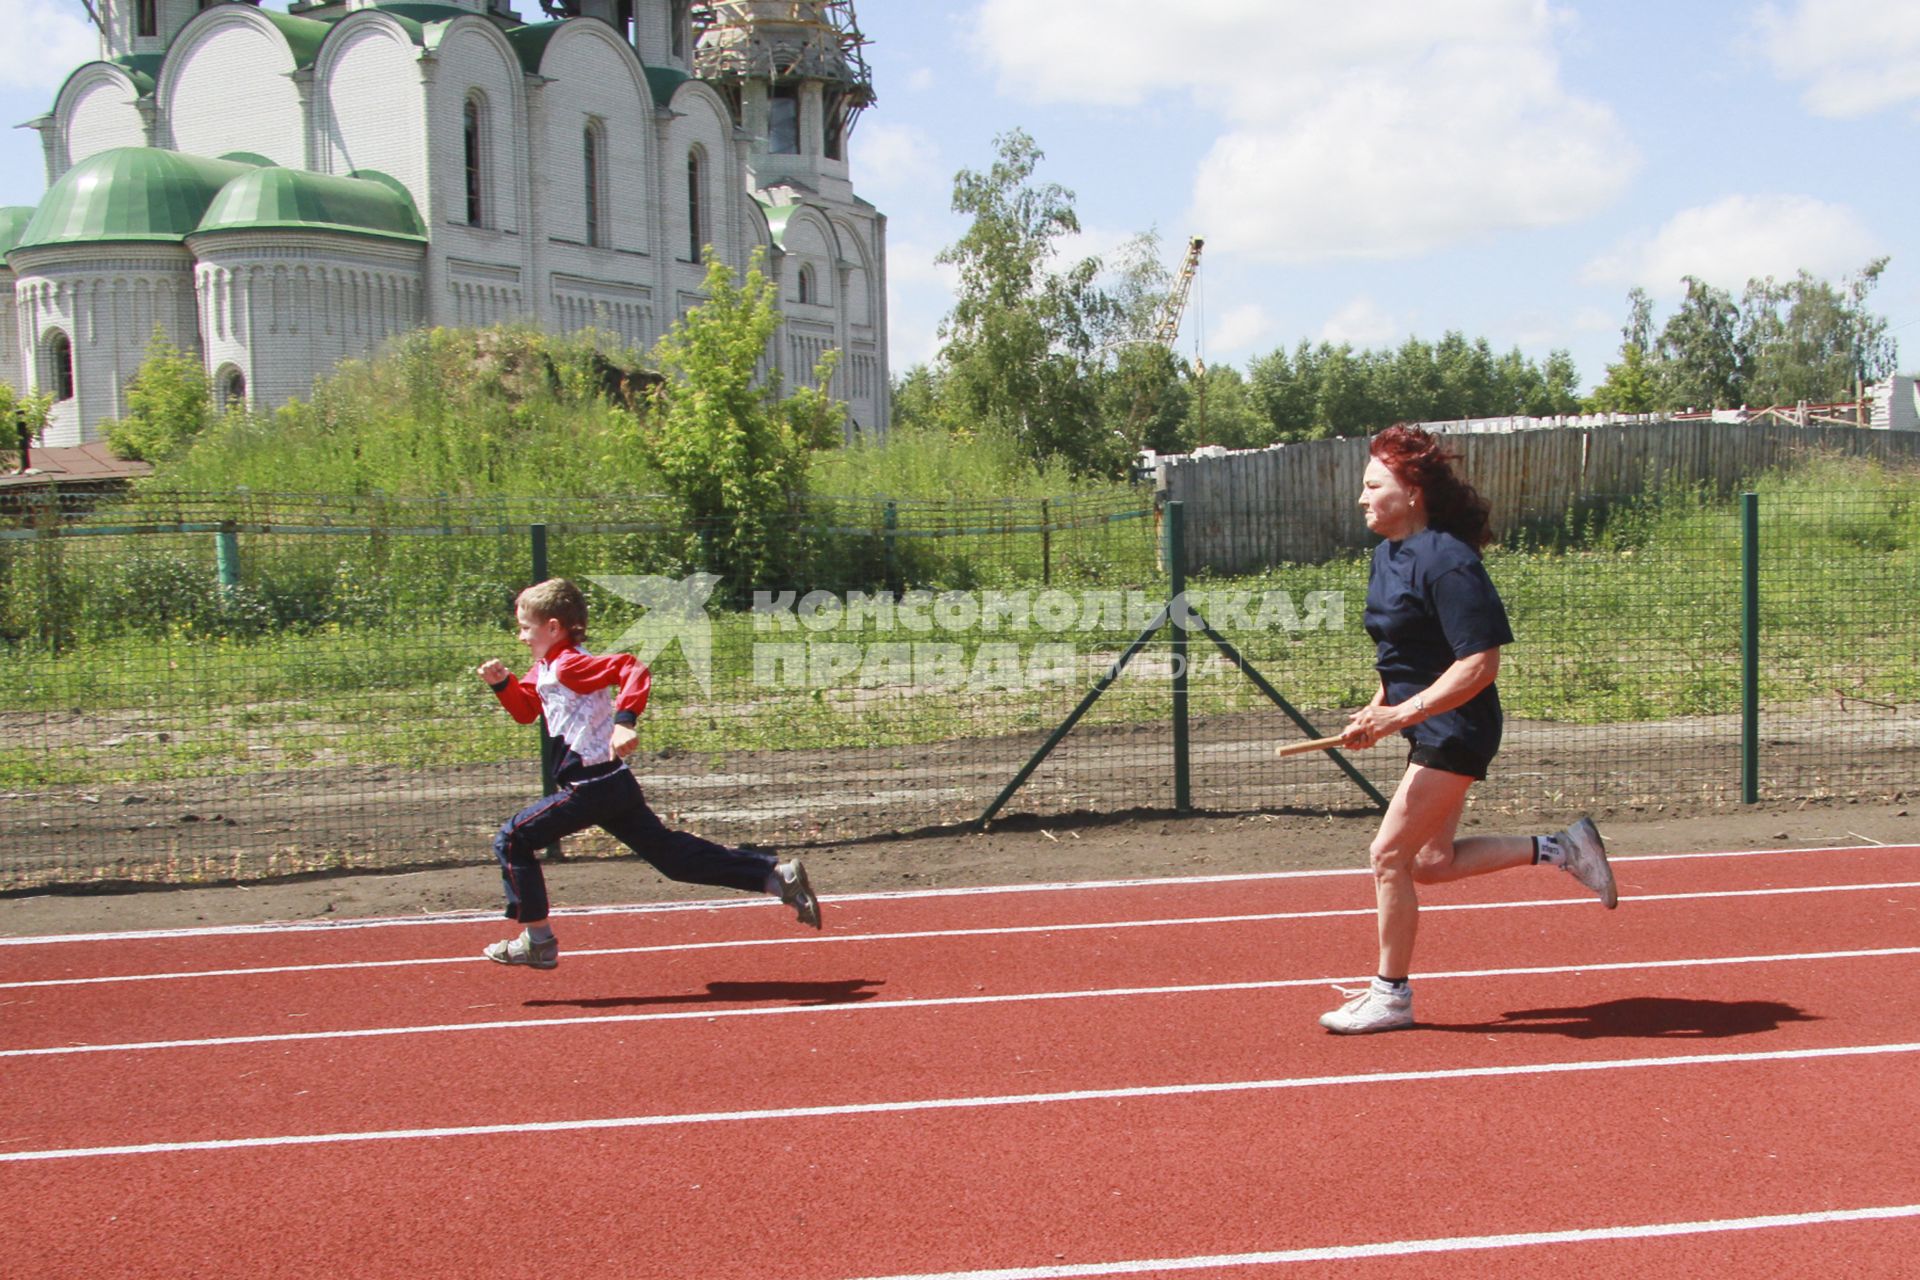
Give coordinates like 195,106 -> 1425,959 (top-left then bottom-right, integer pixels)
670,0 -> 689,61
685,150 -> 705,262
217,366 -> 246,412
137,0 -> 157,38
464,95 -> 489,228
583,122 -> 606,247
798,264 -> 814,306
769,85 -> 800,155
47,331 -> 74,401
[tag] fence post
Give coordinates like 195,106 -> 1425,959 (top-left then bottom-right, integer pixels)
1166,500 -> 1191,811
1740,493 -> 1759,804
215,521 -> 240,594
1040,498 -> 1052,587
531,522 -> 563,857
883,500 -> 899,595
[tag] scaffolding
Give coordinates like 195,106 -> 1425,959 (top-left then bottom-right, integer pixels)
692,1 -> 874,104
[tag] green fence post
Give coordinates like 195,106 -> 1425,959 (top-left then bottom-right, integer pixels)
1741,492 -> 1759,804
1040,498 -> 1052,587
215,521 -> 240,594
1166,500 -> 1191,811
531,522 -> 562,858
882,500 -> 899,594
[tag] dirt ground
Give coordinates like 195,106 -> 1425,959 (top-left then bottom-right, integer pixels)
3,795 -> 1912,939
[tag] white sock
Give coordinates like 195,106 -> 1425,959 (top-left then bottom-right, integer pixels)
1533,833 -> 1566,867
764,863 -> 790,896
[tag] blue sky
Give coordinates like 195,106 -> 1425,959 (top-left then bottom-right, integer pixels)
3,0 -> 1915,395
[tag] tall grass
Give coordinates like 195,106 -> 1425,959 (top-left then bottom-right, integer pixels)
808,420 -> 1118,502
153,326 -> 660,498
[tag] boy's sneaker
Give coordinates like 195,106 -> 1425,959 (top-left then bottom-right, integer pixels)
1558,816 -> 1618,909
483,929 -> 558,969
1319,981 -> 1414,1034
775,859 -> 822,929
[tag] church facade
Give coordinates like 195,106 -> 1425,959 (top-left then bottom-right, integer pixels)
1,0 -> 889,447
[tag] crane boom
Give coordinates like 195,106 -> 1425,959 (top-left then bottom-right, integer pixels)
1121,235 -> 1204,450
1153,236 -> 1203,351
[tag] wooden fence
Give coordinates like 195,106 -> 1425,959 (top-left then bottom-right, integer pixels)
1157,421 -> 1920,574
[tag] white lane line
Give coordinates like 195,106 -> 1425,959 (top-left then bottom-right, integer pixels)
6,946 -> 1916,1060
4,1040 -> 1917,1165
6,843 -> 1912,946
839,1203 -> 1920,1279
10,879 -> 1920,992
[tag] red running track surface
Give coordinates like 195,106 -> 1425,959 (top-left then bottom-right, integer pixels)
2,844 -> 1917,1278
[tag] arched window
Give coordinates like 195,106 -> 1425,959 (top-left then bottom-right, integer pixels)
768,85 -> 800,155
463,94 -> 488,228
670,0 -> 689,61
217,366 -> 246,412
685,150 -> 705,263
46,331 -> 74,402
137,0 -> 157,37
797,264 -> 814,306
583,121 -> 606,248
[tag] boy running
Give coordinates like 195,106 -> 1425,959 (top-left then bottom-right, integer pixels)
476,578 -> 819,968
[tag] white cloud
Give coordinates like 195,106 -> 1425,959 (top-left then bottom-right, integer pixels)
851,121 -> 946,204
1206,303 -> 1276,358
903,67 -> 935,93
1755,0 -> 1920,118
883,237 -> 959,370
1319,296 -> 1401,347
1057,223 -> 1138,272
1581,195 -> 1885,298
969,0 -> 1637,262
0,0 -> 98,93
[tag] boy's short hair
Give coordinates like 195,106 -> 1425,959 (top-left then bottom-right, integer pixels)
518,578 -> 589,643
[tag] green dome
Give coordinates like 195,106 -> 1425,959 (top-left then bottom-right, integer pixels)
17,148 -> 259,249
0,207 -> 37,257
196,167 -> 425,242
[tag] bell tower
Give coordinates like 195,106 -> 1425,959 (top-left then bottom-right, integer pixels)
692,1 -> 873,200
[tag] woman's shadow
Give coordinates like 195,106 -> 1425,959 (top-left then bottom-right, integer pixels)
1427,997 -> 1819,1039
524,978 -> 886,1010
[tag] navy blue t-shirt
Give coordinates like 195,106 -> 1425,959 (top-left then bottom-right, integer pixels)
1363,528 -> 1514,759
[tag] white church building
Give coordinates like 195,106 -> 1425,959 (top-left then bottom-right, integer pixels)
1,0 -> 889,446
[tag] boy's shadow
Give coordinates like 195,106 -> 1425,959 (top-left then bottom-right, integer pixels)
1425,997 -> 1818,1040
526,978 -> 886,1010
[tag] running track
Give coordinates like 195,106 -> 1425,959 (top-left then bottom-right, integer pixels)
3,843 -> 1918,1278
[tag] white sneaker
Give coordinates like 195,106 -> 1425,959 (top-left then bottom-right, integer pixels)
1558,816 -> 1618,909
483,929 -> 558,969
1319,981 -> 1414,1034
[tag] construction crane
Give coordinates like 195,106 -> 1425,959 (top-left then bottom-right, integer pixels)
1122,235 -> 1204,459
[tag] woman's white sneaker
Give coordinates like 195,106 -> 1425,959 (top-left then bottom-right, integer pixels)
1319,981 -> 1414,1034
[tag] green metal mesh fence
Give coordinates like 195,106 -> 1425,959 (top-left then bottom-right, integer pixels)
1,462 -> 1913,890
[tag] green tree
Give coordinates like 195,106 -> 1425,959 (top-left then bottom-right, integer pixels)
1180,362 -> 1268,449
103,328 -> 213,462
1247,345 -> 1318,441
1585,289 -> 1662,413
636,250 -> 841,594
1656,276 -> 1747,411
1742,258 -> 1898,406
0,383 -> 54,471
936,130 -> 1118,472
888,364 -> 945,433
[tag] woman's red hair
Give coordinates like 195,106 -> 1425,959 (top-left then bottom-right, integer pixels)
1369,424 -> 1494,550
